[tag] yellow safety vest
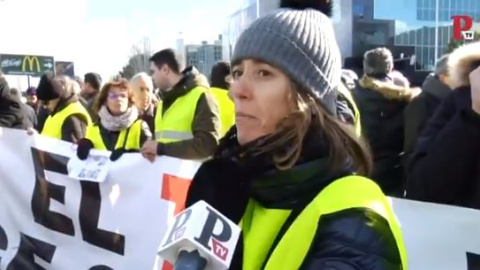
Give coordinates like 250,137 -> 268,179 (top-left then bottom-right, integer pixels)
338,84 -> 362,136
85,119 -> 143,151
154,86 -> 206,143
241,176 -> 408,270
41,101 -> 92,139
210,87 -> 235,137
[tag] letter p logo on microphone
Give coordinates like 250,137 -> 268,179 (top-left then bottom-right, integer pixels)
158,201 -> 241,270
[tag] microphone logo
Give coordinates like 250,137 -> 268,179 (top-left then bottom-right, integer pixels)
211,238 -> 229,261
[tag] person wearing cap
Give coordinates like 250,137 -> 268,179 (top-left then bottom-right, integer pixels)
185,0 -> 407,269
404,54 -> 451,164
353,47 -> 420,196
36,73 -> 92,143
210,61 -> 235,137
25,86 -> 50,132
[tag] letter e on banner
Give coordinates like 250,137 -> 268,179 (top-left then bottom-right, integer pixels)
160,174 -> 192,270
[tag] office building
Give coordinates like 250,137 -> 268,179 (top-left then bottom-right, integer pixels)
185,35 -> 223,77
223,0 -> 480,71
176,32 -> 186,70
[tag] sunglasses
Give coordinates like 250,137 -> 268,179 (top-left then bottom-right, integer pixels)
108,92 -> 128,99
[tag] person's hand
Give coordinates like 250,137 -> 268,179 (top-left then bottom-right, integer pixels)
110,148 -> 124,162
470,66 -> 480,115
141,140 -> 158,163
76,139 -> 94,160
26,128 -> 38,135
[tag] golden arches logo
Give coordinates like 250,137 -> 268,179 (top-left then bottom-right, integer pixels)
22,56 -> 40,72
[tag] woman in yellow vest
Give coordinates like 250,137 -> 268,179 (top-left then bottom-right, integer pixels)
35,73 -> 92,142
185,0 -> 407,269
210,62 -> 235,137
76,79 -> 152,161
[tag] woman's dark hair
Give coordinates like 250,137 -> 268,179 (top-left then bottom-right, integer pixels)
210,62 -> 231,89
253,83 -> 373,176
93,78 -> 134,113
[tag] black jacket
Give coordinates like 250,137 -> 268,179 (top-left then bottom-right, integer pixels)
93,120 -> 152,151
186,127 -> 402,270
353,75 -> 415,195
48,94 -> 89,143
156,66 -> 220,159
140,102 -> 156,134
404,74 -> 451,163
0,77 -> 29,129
406,43 -> 480,209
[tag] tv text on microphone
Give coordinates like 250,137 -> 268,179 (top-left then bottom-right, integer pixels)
158,201 -> 241,270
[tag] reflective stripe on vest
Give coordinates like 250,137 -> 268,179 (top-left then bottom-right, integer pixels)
85,119 -> 143,150
338,84 -> 361,136
154,86 -> 206,143
41,101 -> 92,139
241,176 -> 408,270
210,87 -> 235,137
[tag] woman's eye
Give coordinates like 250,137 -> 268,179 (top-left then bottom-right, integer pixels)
232,70 -> 242,79
258,70 -> 272,77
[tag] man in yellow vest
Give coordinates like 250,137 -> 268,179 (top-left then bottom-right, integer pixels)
140,49 -> 220,161
210,62 -> 235,137
36,73 -> 91,143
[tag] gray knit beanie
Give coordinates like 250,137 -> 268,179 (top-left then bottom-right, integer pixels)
231,0 -> 342,115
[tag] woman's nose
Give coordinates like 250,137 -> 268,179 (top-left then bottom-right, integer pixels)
229,77 -> 252,101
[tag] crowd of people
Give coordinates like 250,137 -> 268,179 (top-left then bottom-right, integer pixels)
1,0 -> 479,268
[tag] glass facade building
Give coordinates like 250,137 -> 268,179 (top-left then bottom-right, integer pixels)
223,0 -> 480,70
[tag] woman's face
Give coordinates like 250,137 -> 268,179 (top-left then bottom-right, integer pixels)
230,59 -> 293,145
107,87 -> 129,115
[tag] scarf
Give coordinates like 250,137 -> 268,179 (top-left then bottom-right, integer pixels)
98,105 -> 138,131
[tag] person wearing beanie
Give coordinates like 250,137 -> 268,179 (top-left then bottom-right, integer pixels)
36,73 -> 92,143
82,72 -> 102,121
209,61 -> 235,137
76,79 -> 152,162
185,1 -> 407,269
353,47 -> 420,196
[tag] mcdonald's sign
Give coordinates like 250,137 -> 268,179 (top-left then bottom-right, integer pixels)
0,54 -> 54,76
22,56 -> 41,73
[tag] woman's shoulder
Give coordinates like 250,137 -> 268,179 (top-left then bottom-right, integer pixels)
301,207 -> 402,270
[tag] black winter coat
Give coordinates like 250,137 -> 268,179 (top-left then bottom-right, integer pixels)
186,127 -> 403,270
406,86 -> 480,208
403,74 -> 451,163
406,43 -> 480,209
353,75 -> 412,196
0,77 -> 29,129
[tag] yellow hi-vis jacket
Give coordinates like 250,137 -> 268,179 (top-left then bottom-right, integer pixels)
41,101 -> 92,139
241,176 -> 407,270
154,86 -> 206,143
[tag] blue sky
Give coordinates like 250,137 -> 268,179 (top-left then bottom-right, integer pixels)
0,0 -> 243,88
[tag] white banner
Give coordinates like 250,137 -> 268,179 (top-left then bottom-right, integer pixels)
0,128 -> 479,269
0,128 -> 200,270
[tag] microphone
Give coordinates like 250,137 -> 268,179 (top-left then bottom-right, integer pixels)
158,200 -> 241,270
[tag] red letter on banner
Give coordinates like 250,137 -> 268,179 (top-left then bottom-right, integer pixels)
160,173 -> 192,270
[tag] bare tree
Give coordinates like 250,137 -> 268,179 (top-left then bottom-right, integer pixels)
119,37 -> 153,79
